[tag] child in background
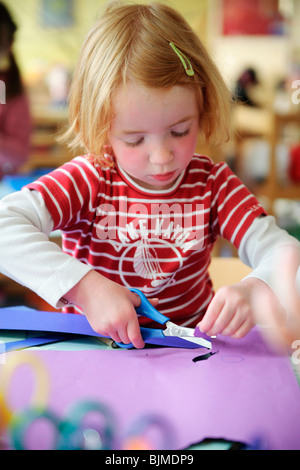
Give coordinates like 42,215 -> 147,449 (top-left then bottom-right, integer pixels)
0,2 -> 299,349
0,2 -> 32,179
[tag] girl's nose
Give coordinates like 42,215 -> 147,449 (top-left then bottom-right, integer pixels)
149,144 -> 174,165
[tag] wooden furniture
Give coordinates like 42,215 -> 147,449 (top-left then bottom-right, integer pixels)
233,104 -> 300,215
20,106 -> 74,173
208,256 -> 252,291
256,111 -> 300,213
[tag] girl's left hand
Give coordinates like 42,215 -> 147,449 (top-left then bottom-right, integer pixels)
197,278 -> 272,338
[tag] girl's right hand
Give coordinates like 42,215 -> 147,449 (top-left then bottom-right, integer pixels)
65,271 -> 154,349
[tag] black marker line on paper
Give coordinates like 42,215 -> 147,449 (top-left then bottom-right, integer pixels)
192,351 -> 219,362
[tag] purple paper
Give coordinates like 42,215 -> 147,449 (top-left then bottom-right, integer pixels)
2,328 -> 300,450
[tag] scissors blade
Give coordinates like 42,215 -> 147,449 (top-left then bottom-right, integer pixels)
140,327 -> 205,349
178,335 -> 211,348
163,321 -> 212,349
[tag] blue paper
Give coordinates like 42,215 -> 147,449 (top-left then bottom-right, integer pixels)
0,306 -> 204,349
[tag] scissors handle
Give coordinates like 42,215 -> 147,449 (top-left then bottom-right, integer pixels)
130,288 -> 170,325
113,289 -> 169,349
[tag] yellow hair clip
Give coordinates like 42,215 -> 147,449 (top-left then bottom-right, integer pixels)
169,42 -> 194,77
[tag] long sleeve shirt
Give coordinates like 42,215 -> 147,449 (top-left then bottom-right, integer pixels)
0,154 -> 299,327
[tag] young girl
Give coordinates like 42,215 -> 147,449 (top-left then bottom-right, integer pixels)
0,2 -> 299,349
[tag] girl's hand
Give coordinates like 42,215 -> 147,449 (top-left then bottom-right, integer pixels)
65,271 -> 158,349
197,277 -> 270,339
252,246 -> 300,351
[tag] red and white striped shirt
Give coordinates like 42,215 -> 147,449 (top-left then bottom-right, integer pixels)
27,154 -> 266,327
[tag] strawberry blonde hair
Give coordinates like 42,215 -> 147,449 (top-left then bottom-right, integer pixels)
63,2 -> 231,165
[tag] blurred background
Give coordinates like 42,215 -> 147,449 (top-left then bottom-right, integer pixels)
0,0 -> 300,306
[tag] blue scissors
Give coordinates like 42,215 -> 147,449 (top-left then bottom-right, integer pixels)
125,288 -> 211,350
0,289 -> 211,350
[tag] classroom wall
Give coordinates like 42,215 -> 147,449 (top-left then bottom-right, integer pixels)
3,0 -> 209,84
3,0 -> 299,105
207,0 -> 300,94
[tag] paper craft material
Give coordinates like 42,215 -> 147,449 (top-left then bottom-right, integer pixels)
1,328 -> 300,450
1,334 -> 79,352
0,306 -> 208,349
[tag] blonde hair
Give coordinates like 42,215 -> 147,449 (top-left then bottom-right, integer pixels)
63,1 -> 232,165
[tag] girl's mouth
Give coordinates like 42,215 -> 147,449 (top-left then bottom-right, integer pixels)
150,171 -> 176,182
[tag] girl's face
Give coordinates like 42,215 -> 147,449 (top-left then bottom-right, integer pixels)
109,81 -> 199,190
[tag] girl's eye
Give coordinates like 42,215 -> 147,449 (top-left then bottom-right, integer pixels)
171,129 -> 190,138
125,137 -> 144,148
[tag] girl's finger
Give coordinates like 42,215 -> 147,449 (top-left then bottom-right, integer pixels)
198,291 -> 226,333
127,320 -> 145,349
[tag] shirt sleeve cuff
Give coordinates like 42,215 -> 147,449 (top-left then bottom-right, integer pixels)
36,257 -> 94,309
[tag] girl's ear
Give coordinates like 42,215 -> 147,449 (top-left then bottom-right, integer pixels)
103,144 -> 115,165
